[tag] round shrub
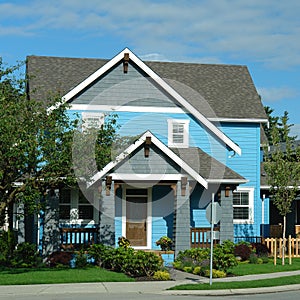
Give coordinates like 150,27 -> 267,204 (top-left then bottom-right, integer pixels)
204,269 -> 226,278
251,243 -> 270,257
192,266 -> 202,275
249,253 -> 258,264
234,243 -> 252,261
153,270 -> 171,281
47,251 -> 73,268
11,242 -> 42,268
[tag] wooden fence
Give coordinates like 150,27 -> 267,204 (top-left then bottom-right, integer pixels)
263,236 -> 300,258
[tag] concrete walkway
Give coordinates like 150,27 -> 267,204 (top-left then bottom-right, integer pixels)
0,269 -> 300,297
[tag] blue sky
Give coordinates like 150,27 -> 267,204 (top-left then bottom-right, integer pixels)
1,0 -> 300,138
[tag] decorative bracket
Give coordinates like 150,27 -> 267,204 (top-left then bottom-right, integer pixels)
123,53 -> 129,73
106,176 -> 112,196
144,136 -> 151,157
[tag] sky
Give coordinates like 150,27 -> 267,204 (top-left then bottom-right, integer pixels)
1,0 -> 300,138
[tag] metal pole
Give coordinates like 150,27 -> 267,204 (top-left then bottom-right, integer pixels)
209,193 -> 214,286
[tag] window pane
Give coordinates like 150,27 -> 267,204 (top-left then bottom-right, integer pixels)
233,207 -> 249,219
240,192 -> 249,205
78,205 -> 93,219
173,123 -> 184,134
233,193 -> 241,205
59,205 -> 70,219
59,189 -> 71,204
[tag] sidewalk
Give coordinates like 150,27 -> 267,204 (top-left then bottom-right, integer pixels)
0,269 -> 300,297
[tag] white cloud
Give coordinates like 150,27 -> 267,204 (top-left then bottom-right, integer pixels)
1,0 -> 300,69
290,123 -> 300,139
257,86 -> 297,102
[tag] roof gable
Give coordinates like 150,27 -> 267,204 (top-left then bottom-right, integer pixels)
88,130 -> 209,189
46,48 -> 242,155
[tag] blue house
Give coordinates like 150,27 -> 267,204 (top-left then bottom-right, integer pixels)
26,48 -> 268,256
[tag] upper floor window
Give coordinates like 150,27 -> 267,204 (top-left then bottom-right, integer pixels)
82,112 -> 104,131
233,187 -> 254,223
167,119 -> 190,148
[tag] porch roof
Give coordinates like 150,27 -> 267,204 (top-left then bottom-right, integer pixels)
87,131 -> 246,189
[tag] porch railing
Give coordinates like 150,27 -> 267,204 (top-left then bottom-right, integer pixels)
60,227 -> 98,250
190,227 -> 220,248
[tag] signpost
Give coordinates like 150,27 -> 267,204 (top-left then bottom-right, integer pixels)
206,193 -> 221,286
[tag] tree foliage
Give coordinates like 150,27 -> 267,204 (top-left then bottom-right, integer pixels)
0,61 -> 119,223
264,111 -> 300,244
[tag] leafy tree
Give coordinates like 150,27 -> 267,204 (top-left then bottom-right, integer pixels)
264,113 -> 300,265
0,60 -> 119,226
263,106 -> 296,144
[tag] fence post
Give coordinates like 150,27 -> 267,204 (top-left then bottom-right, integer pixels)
274,238 -> 277,266
288,235 -> 292,265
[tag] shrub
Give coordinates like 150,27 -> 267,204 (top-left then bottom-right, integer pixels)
174,248 -> 210,271
234,243 -> 252,261
213,240 -> 237,272
260,255 -> 269,264
251,243 -> 270,257
183,266 -> 193,273
192,266 -> 202,275
11,242 -> 42,268
249,253 -> 258,264
153,270 -> 171,281
204,269 -> 226,278
74,250 -> 89,268
155,236 -> 172,251
88,244 -> 114,269
118,236 -> 131,249
0,229 -> 16,266
47,251 -> 73,268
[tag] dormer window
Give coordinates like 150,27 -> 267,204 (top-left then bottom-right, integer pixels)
167,119 -> 190,148
82,112 -> 104,131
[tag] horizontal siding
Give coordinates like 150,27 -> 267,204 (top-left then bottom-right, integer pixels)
72,62 -> 177,107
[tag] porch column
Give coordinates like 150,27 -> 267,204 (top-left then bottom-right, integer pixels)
174,178 -> 191,256
219,187 -> 234,243
99,180 -> 115,246
16,203 -> 25,244
42,189 -> 60,258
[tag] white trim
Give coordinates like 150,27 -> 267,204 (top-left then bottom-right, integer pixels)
233,187 -> 254,224
209,117 -> 268,123
57,48 -> 241,155
88,130 -> 208,189
167,119 -> 190,148
70,104 -> 185,114
260,185 -> 300,190
71,104 -> 268,124
122,186 -> 152,249
207,179 -> 248,184
111,173 -> 183,181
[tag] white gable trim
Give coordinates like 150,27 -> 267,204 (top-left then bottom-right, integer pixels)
57,48 -> 241,155
87,131 -> 208,189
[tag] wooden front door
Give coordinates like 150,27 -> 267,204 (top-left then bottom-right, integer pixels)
126,189 -> 148,247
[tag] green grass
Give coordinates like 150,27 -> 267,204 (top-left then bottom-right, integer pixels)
170,258 -> 300,290
169,275 -> 300,290
0,267 -> 134,285
228,257 -> 300,276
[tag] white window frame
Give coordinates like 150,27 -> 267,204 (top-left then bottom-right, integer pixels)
59,188 -> 97,226
167,119 -> 190,148
82,112 -> 104,131
233,187 -> 254,224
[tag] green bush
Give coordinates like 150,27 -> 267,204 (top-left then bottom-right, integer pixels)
153,270 -> 171,281
183,266 -> 193,273
204,269 -> 226,278
0,229 -> 16,266
89,244 -> 162,278
11,242 -> 42,268
117,236 -> 131,249
75,250 -> 89,268
192,266 -> 202,275
249,253 -> 258,264
213,240 -> 237,272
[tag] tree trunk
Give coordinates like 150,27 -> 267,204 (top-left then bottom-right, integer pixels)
282,215 -> 286,266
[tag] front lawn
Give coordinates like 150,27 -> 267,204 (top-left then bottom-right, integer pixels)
0,266 -> 134,285
228,257 -> 300,276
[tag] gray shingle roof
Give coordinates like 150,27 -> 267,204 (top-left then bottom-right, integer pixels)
26,54 -> 267,120
171,147 -> 245,181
